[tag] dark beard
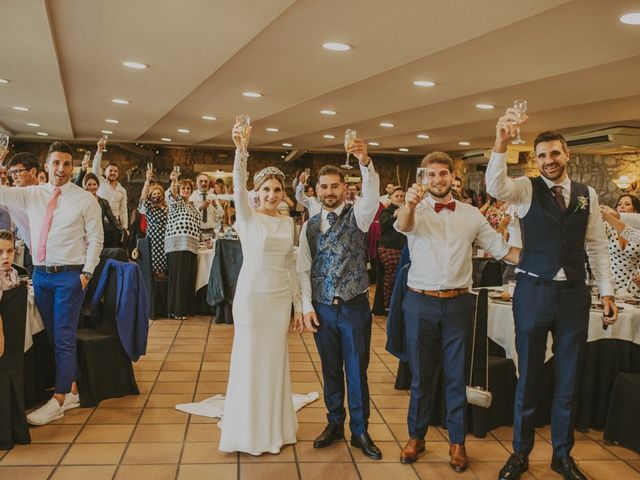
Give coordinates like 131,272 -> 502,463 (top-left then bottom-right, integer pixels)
428,186 -> 452,199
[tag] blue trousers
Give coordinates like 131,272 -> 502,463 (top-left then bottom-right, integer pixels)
403,290 -> 473,443
33,269 -> 86,394
313,295 -> 372,436
512,274 -> 590,458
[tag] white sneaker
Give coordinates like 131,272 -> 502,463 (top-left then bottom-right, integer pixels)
62,392 -> 80,412
27,397 -> 64,425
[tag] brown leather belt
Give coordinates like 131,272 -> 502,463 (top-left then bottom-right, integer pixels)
408,287 -> 469,299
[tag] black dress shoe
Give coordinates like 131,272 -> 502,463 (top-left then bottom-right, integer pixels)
313,423 -> 344,449
551,456 -> 587,480
350,433 -> 382,460
498,453 -> 529,480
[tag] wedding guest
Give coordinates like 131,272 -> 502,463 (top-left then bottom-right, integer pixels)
395,152 -> 519,470
452,176 -> 463,196
480,195 -> 509,230
91,138 -> 128,230
0,165 -> 8,186
298,139 -> 383,460
0,229 -> 30,449
378,187 -> 406,308
0,141 -> 103,425
165,174 -> 200,319
37,169 -> 48,184
277,190 -> 295,216
295,171 -> 322,217
189,173 -> 221,234
379,182 -> 396,207
139,170 -> 168,277
81,173 -> 124,248
487,110 -> 616,480
461,188 -> 479,207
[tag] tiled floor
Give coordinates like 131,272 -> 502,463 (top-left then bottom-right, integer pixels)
2,313 -> 639,479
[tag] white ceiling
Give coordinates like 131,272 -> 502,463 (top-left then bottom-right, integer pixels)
1,0 -> 639,155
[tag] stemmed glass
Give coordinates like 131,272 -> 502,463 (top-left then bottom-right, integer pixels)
342,129 -> 356,169
102,134 -> 109,152
0,133 -> 10,162
238,115 -> 251,153
512,99 -> 527,145
146,162 -> 154,172
416,167 -> 429,210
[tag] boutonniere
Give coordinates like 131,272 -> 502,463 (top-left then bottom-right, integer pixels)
575,195 -> 589,212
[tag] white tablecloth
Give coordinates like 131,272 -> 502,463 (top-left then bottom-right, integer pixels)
488,299 -> 640,369
196,247 -> 216,292
24,285 -> 45,352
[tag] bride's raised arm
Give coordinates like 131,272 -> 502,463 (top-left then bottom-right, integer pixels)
231,119 -> 252,223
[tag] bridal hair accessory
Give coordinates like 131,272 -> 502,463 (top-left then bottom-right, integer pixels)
253,166 -> 285,187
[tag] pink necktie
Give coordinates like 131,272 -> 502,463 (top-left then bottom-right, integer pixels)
37,187 -> 61,263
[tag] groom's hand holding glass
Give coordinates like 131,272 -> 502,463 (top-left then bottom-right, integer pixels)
494,107 -> 529,153
348,138 -> 370,166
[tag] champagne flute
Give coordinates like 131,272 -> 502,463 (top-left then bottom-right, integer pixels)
238,115 -> 251,153
173,165 -> 181,174
416,167 -> 429,210
512,99 -> 527,145
146,162 -> 154,172
0,132 -> 10,162
102,134 -> 109,152
342,129 -> 356,169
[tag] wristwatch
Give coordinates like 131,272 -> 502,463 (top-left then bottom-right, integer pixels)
81,271 -> 93,281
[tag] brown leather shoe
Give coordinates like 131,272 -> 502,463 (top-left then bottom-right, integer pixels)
400,438 -> 425,464
449,443 -> 468,472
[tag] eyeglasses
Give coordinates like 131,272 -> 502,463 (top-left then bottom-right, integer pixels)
8,168 -> 28,176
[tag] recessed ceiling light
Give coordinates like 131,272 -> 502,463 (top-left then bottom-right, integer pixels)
476,103 -> 495,110
112,98 -> 130,105
105,118 -> 119,124
177,128 -> 190,133
282,143 -> 293,147
201,115 -> 217,121
122,61 -> 148,70
266,127 -> 279,132
12,106 -> 29,112
368,141 -> 380,146
379,122 -> 394,128
323,134 -> 336,139
459,141 -> 471,146
0,78 -> 9,84
413,80 -> 436,87
417,134 -> 430,139
36,132 -> 48,136
320,109 -> 337,115
26,122 -> 40,127
242,91 -> 262,98
620,13 -> 640,25
101,129 -> 113,135
161,137 -> 172,142
398,148 -> 409,152
322,42 -> 352,51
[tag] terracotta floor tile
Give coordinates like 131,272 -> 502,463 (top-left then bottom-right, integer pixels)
97,394 -> 148,408
171,345 -> 205,353
470,461 -> 537,480
297,408 -> 330,423
603,442 -> 640,460
572,440 -> 618,460
136,382 -> 154,394
152,381 -> 197,394
579,459 -> 640,479
290,362 -> 314,372
166,353 -> 203,362
629,459 -> 640,473
51,465 -> 117,480
157,370 -> 200,382
0,466 -> 54,479
356,463 -> 419,480
61,442 -> 126,465
198,371 -> 231,382
498,439 -> 552,461
76,424 -> 135,443
121,442 -> 182,464
377,408 -> 407,424
239,444 -> 296,462
185,423 -> 221,442
177,463 -> 237,480
134,360 -> 163,370
298,462 -> 359,480
134,371 -> 159,382
163,361 -> 202,371
464,440 -> 510,462
195,381 -> 228,394
114,464 -> 178,480
138,408 -> 189,424
88,408 -> 142,424
296,423 -> 326,441
291,371 -> 320,382
201,361 -> 231,371
181,442 -> 238,463
28,424 -> 82,443
413,462 -> 476,479
366,424 -> 396,442
146,393 -> 193,408
350,441 -> 400,463
50,408 -> 93,424
239,462 -> 300,479
296,441 -> 351,462
131,424 -> 187,443
0,444 -> 68,465
371,394 -> 410,409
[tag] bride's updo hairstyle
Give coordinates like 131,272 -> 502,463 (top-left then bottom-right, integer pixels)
253,166 -> 286,190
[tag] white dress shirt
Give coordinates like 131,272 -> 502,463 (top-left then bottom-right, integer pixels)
297,160 -> 381,314
189,189 -> 223,230
294,182 -> 322,217
5,206 -> 30,249
92,151 -> 128,226
395,196 -> 510,291
486,151 -> 614,296
0,182 -> 104,273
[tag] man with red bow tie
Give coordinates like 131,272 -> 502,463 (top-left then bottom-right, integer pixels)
394,151 -> 520,471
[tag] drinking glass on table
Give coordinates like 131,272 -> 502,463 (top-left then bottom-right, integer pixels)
0,132 -> 10,162
237,115 -> 251,153
511,99 -> 527,145
342,129 -> 356,169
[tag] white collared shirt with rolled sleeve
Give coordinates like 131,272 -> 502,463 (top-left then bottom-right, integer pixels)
0,182 -> 104,273
485,151 -> 614,296
92,150 -> 128,226
395,196 -> 510,291
297,160 -> 380,314
295,181 -> 322,218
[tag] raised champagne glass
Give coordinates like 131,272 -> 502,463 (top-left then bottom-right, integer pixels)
512,99 -> 527,145
0,132 -> 10,162
342,129 -> 356,169
102,134 -> 109,152
416,167 -> 429,210
238,115 -> 251,153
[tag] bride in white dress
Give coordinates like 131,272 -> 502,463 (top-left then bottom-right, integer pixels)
218,119 -> 304,455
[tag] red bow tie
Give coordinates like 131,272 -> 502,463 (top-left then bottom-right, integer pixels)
434,201 -> 456,213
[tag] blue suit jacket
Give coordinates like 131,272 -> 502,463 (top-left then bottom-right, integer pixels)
91,259 -> 149,361
385,245 -> 411,361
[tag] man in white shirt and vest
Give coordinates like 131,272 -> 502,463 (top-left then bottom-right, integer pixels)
486,110 -> 616,480
0,142 -> 103,425
395,151 -> 520,471
92,137 -> 128,233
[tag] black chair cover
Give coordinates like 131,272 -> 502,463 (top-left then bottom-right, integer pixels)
207,239 -> 243,324
604,373 -> 640,453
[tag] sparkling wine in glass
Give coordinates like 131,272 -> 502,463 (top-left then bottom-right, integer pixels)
146,162 -> 154,172
512,99 -> 527,145
102,134 -> 109,152
238,115 -> 251,152
0,133 -> 10,162
416,167 -> 429,210
342,129 -> 356,169
173,165 -> 180,173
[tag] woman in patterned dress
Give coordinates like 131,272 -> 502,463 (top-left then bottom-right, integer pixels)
138,169 -> 168,276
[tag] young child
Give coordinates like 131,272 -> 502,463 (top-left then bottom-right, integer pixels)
0,229 -> 30,450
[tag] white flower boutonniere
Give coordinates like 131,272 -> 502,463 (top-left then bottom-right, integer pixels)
575,195 -> 589,212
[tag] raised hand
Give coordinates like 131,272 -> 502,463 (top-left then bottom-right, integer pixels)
348,138 -> 369,165
97,137 -> 106,151
495,107 -> 528,151
404,183 -> 424,209
232,116 -> 252,153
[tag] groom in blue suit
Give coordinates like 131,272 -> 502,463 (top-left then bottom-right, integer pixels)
297,138 -> 382,459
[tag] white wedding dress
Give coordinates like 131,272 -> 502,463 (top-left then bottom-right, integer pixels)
217,150 -> 303,455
